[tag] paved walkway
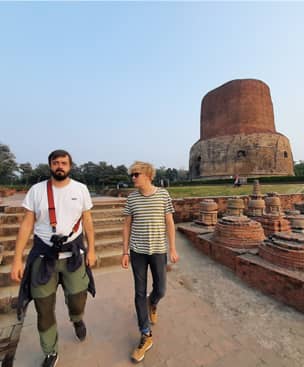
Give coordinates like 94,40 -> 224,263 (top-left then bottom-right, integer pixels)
14,254 -> 289,366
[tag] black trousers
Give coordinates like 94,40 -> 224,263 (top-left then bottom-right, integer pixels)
130,250 -> 167,332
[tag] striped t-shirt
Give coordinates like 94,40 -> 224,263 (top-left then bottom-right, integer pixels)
123,187 -> 175,255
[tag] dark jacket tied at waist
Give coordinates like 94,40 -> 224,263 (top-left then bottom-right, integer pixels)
17,233 -> 96,321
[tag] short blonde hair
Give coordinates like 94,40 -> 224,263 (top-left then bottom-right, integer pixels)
129,161 -> 156,180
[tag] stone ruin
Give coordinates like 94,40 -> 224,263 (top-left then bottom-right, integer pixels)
212,216 -> 265,250
211,196 -> 265,250
246,180 -> 265,217
259,232 -> 304,271
189,79 -> 294,179
284,210 -> 304,233
178,181 -> 304,312
194,199 -> 218,228
256,192 -> 291,236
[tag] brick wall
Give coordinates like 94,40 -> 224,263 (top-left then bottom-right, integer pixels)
172,194 -> 304,223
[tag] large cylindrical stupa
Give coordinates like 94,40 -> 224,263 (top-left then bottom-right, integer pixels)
189,79 -> 294,179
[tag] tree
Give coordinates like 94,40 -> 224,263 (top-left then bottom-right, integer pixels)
81,162 -> 100,186
155,166 -> 167,186
177,168 -> 189,181
29,164 -> 50,183
0,143 -> 18,184
294,161 -> 304,176
166,168 -> 178,182
70,163 -> 84,182
19,162 -> 33,185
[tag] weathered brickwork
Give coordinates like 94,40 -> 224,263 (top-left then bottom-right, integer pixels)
172,193 -> 304,223
189,79 -> 294,178
200,79 -> 276,139
212,216 -> 265,249
178,223 -> 304,313
284,210 -> 304,233
255,214 -> 291,237
236,254 -> 304,313
259,232 -> 304,270
194,199 -> 218,227
178,190 -> 304,313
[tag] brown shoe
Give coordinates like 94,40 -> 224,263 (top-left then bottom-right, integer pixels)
131,332 -> 153,363
148,297 -> 158,325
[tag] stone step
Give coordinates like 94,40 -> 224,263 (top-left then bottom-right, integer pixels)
0,236 -> 123,266
0,213 -> 24,225
94,236 -> 122,252
0,207 -> 124,223
92,217 -> 124,228
3,207 -> 25,214
0,265 -> 14,287
0,204 -> 125,234
0,235 -> 33,252
0,224 -> 20,237
0,249 -> 30,266
0,219 -> 123,249
94,248 -> 122,268
92,201 -> 126,210
0,245 -> 123,295
0,216 -> 124,237
0,285 -> 19,313
2,200 -> 125,214
91,208 -> 124,219
94,226 -> 122,240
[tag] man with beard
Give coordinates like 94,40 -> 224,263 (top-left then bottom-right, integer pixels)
11,149 -> 96,367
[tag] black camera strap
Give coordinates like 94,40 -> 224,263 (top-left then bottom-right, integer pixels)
47,179 -> 81,237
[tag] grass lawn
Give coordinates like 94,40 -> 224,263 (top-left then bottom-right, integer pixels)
167,183 -> 304,199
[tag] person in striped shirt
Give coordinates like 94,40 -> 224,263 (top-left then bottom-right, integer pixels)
121,161 -> 179,363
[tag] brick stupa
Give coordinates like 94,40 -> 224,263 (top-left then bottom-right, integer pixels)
246,180 -> 265,218
259,232 -> 304,270
189,79 -> 294,179
256,192 -> 291,236
211,197 -> 265,250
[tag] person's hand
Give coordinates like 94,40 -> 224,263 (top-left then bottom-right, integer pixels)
86,249 -> 97,268
121,254 -> 129,269
11,259 -> 24,282
169,248 -> 179,264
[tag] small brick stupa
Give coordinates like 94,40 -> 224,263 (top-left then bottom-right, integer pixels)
259,232 -> 304,270
211,197 -> 265,250
246,180 -> 265,218
284,210 -> 304,234
194,199 -> 218,228
256,192 -> 290,236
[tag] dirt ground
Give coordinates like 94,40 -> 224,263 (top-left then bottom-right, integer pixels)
173,229 -> 304,367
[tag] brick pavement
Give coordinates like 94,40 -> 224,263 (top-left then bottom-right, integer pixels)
14,264 -> 288,367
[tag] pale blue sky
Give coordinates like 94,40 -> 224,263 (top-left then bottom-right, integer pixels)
0,1 -> 303,169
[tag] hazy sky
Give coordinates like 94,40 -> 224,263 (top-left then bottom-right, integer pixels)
1,1 -> 303,170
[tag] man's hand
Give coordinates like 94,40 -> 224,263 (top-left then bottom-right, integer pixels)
86,249 -> 97,268
11,259 -> 24,282
121,254 -> 129,269
169,248 -> 179,264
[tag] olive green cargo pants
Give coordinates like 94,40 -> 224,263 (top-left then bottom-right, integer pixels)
31,256 -> 89,355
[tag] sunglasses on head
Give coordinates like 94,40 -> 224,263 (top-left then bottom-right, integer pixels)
130,172 -> 141,178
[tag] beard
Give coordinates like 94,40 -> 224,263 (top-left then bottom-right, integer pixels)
50,169 -> 70,181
